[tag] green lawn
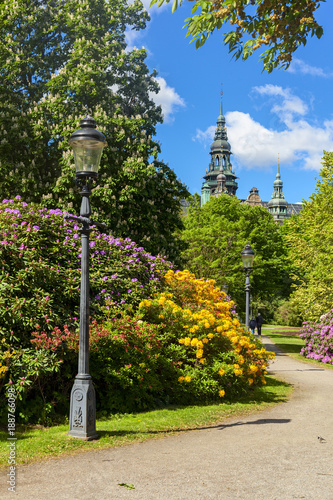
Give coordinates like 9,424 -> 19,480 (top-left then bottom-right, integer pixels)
263,325 -> 304,358
0,375 -> 291,467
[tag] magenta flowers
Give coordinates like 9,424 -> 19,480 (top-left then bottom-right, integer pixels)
0,198 -> 173,344
300,310 -> 333,364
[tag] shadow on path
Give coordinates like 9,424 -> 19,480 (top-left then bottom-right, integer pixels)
216,418 -> 291,430
96,417 -> 291,440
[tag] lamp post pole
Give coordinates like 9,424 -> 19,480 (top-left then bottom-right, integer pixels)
66,182 -> 97,440
241,243 -> 255,329
66,115 -> 107,440
245,272 -> 251,328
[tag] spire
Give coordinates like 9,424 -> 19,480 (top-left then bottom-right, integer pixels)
200,90 -> 238,205
276,153 -> 281,179
215,89 -> 227,142
274,154 -> 283,188
220,86 -> 223,117
268,155 -> 288,224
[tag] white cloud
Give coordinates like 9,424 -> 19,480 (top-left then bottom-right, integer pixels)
150,77 -> 185,123
253,85 -> 308,124
194,125 -> 215,144
125,29 -> 139,52
287,58 -> 333,78
125,27 -> 149,53
193,85 -> 333,172
226,111 -> 333,171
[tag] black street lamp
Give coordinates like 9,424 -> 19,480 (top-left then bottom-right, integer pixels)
65,115 -> 107,440
241,243 -> 255,329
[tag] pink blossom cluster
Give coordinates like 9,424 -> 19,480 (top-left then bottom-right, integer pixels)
300,310 -> 333,364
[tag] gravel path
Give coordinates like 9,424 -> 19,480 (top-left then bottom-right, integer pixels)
1,335 -> 333,500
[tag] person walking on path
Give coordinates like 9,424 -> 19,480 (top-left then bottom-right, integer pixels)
249,317 -> 257,335
256,312 -> 263,336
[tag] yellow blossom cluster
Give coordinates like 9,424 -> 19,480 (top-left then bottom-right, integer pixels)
0,364 -> 8,378
164,269 -> 232,311
139,269 -> 275,399
0,349 -> 13,379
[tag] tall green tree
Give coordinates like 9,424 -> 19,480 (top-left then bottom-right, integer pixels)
283,151 -> 333,322
182,194 -> 292,320
151,0 -> 324,72
0,0 -> 189,263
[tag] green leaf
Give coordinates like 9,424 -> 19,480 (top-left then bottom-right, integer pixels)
118,483 -> 136,490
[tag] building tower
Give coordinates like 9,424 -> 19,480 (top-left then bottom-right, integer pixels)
244,187 -> 263,207
201,96 -> 238,206
267,158 -> 288,224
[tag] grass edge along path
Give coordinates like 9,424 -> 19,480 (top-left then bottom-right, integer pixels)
0,374 -> 292,468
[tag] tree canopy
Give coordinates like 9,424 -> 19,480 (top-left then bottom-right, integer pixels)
181,194 -> 292,320
0,0 -> 189,264
151,0 -> 324,72
283,151 -> 333,322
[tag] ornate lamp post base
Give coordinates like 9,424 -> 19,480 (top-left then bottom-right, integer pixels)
68,377 -> 98,440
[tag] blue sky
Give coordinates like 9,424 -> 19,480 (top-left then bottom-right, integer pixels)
127,1 -> 333,203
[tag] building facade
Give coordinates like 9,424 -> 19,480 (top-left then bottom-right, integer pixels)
200,98 -> 302,222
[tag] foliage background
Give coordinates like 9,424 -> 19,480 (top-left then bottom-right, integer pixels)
181,194 -> 293,322
0,0 -> 189,264
283,152 -> 333,324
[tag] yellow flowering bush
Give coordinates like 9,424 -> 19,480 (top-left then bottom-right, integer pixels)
139,269 -> 274,403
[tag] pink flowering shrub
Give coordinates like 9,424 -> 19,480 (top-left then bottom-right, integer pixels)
0,197 -> 172,349
299,310 -> 333,364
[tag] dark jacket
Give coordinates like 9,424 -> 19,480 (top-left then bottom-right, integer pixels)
256,314 -> 263,326
249,318 -> 257,329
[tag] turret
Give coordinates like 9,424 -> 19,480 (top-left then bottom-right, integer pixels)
267,158 -> 288,224
201,93 -> 238,206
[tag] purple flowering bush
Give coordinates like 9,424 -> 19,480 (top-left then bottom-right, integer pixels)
0,197 -> 171,343
299,310 -> 333,364
0,197 -> 172,422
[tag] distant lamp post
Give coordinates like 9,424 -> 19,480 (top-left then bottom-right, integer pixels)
250,294 -> 253,319
241,243 -> 255,328
222,282 -> 228,294
65,114 -> 107,440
